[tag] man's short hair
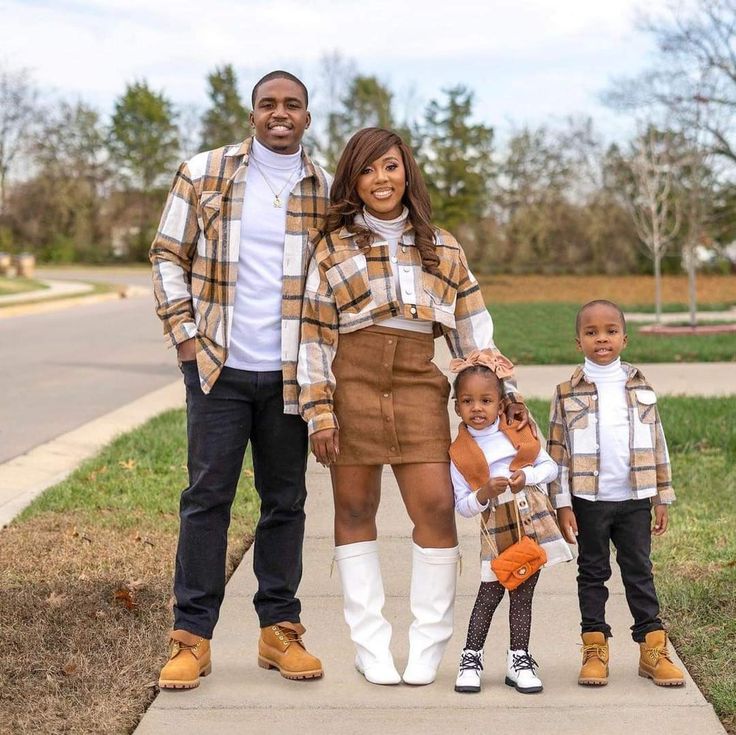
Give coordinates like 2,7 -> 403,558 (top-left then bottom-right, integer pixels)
576,299 -> 627,334
251,70 -> 308,107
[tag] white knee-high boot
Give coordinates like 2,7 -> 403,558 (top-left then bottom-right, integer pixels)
402,542 -> 461,685
334,540 -> 401,685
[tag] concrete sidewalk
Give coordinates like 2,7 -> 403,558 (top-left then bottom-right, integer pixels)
133,353 -> 729,735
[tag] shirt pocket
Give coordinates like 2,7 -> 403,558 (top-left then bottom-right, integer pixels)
563,395 -> 594,431
634,389 -> 657,424
422,260 -> 459,308
325,252 -> 372,314
199,191 -> 222,241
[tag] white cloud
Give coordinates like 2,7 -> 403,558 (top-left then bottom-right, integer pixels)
1,0 -> 664,138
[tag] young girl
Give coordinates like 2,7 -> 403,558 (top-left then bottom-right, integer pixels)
449,352 -> 573,694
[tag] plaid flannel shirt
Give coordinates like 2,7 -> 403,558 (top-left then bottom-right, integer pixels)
547,363 -> 675,508
297,224 -> 520,435
150,137 -> 330,411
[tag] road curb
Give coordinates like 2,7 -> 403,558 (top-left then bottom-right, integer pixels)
0,380 -> 184,528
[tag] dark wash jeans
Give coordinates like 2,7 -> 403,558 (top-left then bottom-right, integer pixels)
174,363 -> 308,637
572,495 -> 663,642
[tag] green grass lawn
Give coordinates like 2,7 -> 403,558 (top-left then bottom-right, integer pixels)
530,396 -> 736,732
491,302 -> 736,364
0,276 -> 48,296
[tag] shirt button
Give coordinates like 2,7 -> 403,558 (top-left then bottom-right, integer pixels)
391,256 -> 397,263
387,339 -> 393,345
410,307 -> 417,315
401,246 -> 407,253
403,266 -> 410,272
404,288 -> 412,295
383,363 -> 389,368
593,471 -> 599,477
385,416 -> 391,422
383,393 -> 390,398
390,446 -> 396,452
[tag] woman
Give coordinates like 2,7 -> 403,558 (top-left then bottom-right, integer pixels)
298,128 -> 526,686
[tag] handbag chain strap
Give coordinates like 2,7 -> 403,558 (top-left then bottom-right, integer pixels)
478,491 -> 525,557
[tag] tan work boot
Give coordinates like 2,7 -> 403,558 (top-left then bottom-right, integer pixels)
638,630 -> 685,686
578,632 -> 609,686
258,622 -> 323,680
158,629 -> 212,690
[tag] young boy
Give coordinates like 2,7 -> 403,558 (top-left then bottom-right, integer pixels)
547,300 -> 684,687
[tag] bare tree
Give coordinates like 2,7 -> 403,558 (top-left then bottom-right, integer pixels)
626,128 -> 683,323
606,0 -> 736,166
0,66 -> 39,214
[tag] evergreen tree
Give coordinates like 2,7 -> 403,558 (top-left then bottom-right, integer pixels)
419,86 -> 494,234
200,64 -> 250,149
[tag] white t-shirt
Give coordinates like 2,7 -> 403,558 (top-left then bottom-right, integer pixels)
226,138 -> 303,371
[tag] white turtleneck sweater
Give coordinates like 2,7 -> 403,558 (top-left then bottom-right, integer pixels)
582,357 -> 632,501
226,138 -> 304,371
451,417 -> 558,518
362,207 -> 433,334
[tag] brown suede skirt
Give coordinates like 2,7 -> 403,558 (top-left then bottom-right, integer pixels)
333,325 -> 451,465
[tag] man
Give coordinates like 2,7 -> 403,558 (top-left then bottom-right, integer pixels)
150,70 -> 330,689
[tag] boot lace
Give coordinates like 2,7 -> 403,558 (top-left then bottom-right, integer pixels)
459,650 -> 483,672
582,643 -> 608,664
646,645 -> 673,665
511,651 -> 539,674
275,625 -> 304,649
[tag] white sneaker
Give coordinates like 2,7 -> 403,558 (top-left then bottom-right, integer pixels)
505,649 -> 543,693
454,648 -> 483,693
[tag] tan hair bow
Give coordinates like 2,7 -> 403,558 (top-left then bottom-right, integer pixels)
448,349 -> 515,379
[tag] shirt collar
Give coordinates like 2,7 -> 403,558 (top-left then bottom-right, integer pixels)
225,136 -> 318,179
570,361 -> 643,387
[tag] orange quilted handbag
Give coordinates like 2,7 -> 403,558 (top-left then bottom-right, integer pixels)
482,498 -> 547,591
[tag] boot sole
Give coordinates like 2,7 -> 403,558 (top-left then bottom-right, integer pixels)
258,656 -> 323,680
505,676 -> 542,693
159,663 -> 212,690
454,684 -> 481,693
638,668 -> 684,686
578,677 -> 608,686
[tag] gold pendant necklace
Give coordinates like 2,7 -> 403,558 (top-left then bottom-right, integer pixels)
250,157 -> 301,208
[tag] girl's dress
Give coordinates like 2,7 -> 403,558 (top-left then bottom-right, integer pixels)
451,418 -> 574,582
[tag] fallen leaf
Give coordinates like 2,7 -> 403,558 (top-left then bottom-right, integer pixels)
127,578 -> 145,591
62,662 -> 78,677
46,592 -> 67,607
119,459 -> 136,471
113,587 -> 137,611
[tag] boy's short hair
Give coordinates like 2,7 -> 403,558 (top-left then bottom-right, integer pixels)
575,299 -> 627,334
251,70 -> 309,107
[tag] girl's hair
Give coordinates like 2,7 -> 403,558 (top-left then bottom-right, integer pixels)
452,365 -> 504,398
318,127 -> 440,274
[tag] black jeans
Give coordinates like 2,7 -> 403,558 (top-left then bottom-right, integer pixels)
174,363 -> 308,637
572,496 -> 663,642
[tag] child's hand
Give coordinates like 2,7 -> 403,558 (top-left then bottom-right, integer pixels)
557,506 -> 578,544
508,470 -> 526,492
653,504 -> 669,536
477,476 -> 510,503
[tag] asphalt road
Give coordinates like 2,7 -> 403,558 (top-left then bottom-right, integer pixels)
1,292 -> 180,463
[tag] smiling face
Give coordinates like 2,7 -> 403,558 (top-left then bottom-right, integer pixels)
454,371 -> 503,431
355,145 -> 406,220
576,302 -> 628,365
250,77 -> 311,155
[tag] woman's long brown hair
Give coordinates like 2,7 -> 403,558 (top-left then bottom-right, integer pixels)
319,127 -> 440,274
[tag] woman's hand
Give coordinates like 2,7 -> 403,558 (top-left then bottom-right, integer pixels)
505,401 -> 538,438
310,429 -> 340,466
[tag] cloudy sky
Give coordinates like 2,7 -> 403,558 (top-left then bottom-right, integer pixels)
2,0 -> 665,140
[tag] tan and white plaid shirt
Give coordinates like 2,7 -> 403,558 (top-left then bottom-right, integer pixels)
297,224 -> 517,434
150,137 -> 331,412
547,363 -> 675,508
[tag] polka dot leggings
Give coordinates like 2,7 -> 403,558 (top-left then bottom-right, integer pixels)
464,572 -> 539,651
